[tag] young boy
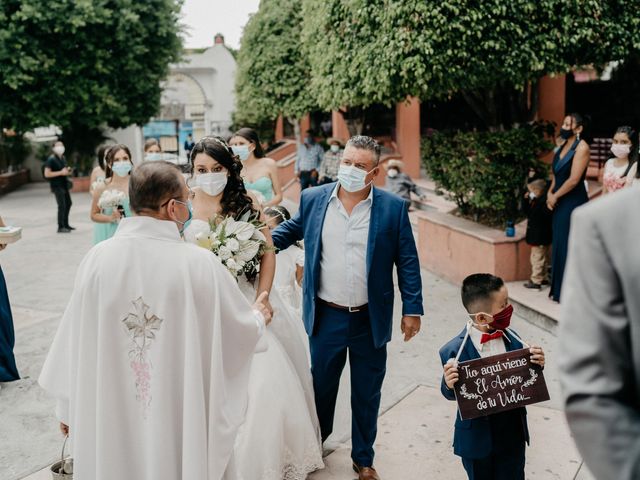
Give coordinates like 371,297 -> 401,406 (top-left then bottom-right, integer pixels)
523,179 -> 553,289
439,274 -> 546,480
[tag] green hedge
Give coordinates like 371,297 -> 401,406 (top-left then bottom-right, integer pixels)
422,123 -> 553,227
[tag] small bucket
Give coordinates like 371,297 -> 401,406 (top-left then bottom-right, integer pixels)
50,435 -> 73,479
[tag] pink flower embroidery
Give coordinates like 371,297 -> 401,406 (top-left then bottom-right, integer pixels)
123,298 -> 163,414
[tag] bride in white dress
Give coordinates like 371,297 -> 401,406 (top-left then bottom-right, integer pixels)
183,136 -> 322,480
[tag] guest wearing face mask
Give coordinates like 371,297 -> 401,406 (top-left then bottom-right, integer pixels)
547,113 -> 590,302
90,144 -> 133,244
271,135 -> 423,480
296,129 -> 324,190
601,125 -> 638,194
143,138 -> 162,162
43,140 -> 74,233
383,159 -> 425,208
229,127 -> 283,206
318,138 -> 344,185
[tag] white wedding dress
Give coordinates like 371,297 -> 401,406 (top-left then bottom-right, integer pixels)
185,219 -> 323,480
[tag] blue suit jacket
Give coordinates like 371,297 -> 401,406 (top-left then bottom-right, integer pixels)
271,183 -> 424,348
439,327 -> 530,459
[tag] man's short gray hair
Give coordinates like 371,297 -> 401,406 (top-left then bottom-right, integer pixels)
346,135 -> 381,165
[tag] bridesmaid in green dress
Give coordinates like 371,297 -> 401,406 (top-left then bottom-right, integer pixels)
90,144 -> 133,244
229,128 -> 283,206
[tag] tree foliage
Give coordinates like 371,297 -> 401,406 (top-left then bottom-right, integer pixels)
0,0 -> 183,133
234,0 -> 315,126
422,123 -> 554,225
302,0 -> 640,129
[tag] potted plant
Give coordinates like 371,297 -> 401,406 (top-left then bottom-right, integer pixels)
416,122 -> 553,283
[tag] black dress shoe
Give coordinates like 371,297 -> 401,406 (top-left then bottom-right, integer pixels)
523,281 -> 541,290
57,227 -> 71,233
65,225 -> 76,230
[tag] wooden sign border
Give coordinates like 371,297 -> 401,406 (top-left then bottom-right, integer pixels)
453,348 -> 550,420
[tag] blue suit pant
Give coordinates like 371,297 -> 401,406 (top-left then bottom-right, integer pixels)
461,442 -> 526,480
310,304 -> 387,467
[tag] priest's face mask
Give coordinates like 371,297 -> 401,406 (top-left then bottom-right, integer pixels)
161,179 -> 193,234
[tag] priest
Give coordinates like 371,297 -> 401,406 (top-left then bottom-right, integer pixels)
39,161 -> 271,480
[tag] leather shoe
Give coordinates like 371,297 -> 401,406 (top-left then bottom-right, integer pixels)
353,463 -> 381,480
57,228 -> 71,233
523,281 -> 541,290
65,225 -> 76,230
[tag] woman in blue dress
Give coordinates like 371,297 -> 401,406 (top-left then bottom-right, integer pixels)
90,144 -> 133,244
0,215 -> 19,382
547,114 -> 590,302
229,128 -> 284,206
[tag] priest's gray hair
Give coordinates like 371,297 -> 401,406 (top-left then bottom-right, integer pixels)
130,161 -> 184,213
346,135 -> 381,165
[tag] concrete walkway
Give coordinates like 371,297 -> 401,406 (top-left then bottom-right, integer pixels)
1,183 -> 593,480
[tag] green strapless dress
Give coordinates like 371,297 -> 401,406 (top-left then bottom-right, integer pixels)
93,196 -> 132,244
245,176 -> 274,203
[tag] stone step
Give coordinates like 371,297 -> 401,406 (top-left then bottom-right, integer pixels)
506,281 -> 561,334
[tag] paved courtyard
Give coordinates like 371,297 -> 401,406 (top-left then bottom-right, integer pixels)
1,183 -> 593,479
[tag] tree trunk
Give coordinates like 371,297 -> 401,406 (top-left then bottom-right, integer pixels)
339,107 -> 365,136
287,117 -> 302,145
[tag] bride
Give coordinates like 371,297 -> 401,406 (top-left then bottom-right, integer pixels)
183,136 -> 322,480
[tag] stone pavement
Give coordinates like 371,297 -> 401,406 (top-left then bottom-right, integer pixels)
0,183 -> 593,480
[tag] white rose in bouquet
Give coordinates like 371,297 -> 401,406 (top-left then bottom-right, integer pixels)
226,258 -> 239,274
226,238 -> 240,252
218,245 -> 232,260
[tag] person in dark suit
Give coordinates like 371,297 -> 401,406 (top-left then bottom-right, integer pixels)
44,140 -> 74,233
560,187 -> 640,480
271,135 -> 424,480
439,274 -> 545,480
523,178 -> 553,289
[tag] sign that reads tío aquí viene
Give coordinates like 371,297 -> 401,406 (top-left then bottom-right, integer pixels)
454,348 -> 549,420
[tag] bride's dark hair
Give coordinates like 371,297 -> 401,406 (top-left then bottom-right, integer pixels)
189,136 -> 256,217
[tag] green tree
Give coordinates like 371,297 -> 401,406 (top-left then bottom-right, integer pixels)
234,0 -> 316,137
302,0 -> 640,130
0,0 -> 182,133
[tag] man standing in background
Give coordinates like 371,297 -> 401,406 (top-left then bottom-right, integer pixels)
43,140 -> 74,233
296,130 -> 324,190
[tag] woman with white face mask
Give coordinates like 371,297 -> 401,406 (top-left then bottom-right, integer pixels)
90,144 -> 133,244
602,125 -> 638,193
183,136 -> 323,480
229,127 -> 283,206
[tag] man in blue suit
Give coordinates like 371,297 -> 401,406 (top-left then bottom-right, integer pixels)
271,135 -> 424,480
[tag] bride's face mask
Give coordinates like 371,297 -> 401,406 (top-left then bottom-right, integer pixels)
192,154 -> 230,196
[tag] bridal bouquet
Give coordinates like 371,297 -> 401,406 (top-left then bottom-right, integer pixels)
195,210 -> 270,280
98,189 -> 126,210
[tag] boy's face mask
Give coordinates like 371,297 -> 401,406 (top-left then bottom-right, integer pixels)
469,304 -> 513,331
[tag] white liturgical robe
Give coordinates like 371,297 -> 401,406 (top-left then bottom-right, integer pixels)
39,216 -> 264,480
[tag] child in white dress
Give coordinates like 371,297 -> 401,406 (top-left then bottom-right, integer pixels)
265,206 -> 305,311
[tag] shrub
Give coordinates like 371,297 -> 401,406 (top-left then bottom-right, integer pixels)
422,122 -> 554,227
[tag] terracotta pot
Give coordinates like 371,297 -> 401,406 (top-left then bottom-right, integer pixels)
70,176 -> 91,193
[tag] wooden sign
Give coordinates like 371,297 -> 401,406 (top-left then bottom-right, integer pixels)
453,348 -> 549,420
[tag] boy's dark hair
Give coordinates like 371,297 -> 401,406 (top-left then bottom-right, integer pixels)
461,273 -> 505,312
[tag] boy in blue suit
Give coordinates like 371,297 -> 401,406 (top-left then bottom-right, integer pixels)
439,274 -> 545,480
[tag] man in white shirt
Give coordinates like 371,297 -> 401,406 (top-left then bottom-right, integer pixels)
39,161 -> 271,480
272,135 -> 424,480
